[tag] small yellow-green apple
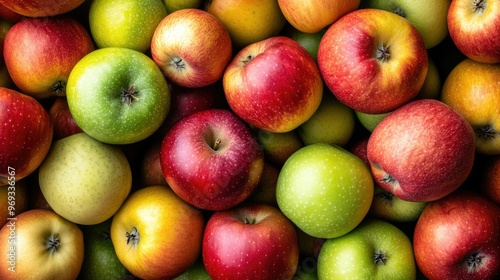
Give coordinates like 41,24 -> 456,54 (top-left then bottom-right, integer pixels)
367,99 -> 476,202
89,0 -> 167,53
205,0 -> 287,49
447,0 -> 500,63
151,8 -> 232,88
297,92 -> 356,147
0,88 -> 53,187
66,47 -> 171,145
360,0 -> 450,48
224,36 -> 323,133
160,109 -> 264,211
48,97 -> 83,141
284,26 -> 326,61
0,0 -> 84,17
3,16 -> 94,99
202,203 -> 299,280
318,8 -> 428,114
441,58 -> 500,155
173,260 -> 211,280
413,190 -> 500,280
38,133 -> 132,225
0,209 -> 84,279
257,129 -> 304,167
317,218 -> 417,279
355,111 -> 391,132
482,156 -> 500,205
0,179 -> 28,227
162,0 -> 201,13
278,0 -> 360,33
111,185 -> 205,279
276,143 -> 374,239
368,185 -> 428,223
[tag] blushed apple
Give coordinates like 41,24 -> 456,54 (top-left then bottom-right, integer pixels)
0,0 -> 84,17
48,97 -> 83,141
139,141 -> 168,187
482,155 -> 500,205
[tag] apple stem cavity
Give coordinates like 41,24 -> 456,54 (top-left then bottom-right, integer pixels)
375,44 -> 390,62
241,55 -> 254,66
170,56 -> 186,71
477,125 -> 496,140
126,227 -> 140,247
378,190 -> 395,204
45,234 -> 61,254
473,0 -> 486,13
392,7 -> 406,17
374,251 -> 388,265
48,80 -> 67,96
466,252 -> 484,272
121,85 -> 140,106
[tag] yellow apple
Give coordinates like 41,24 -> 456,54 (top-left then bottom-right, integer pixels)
441,58 -> 500,155
162,0 -> 202,13
205,0 -> 286,48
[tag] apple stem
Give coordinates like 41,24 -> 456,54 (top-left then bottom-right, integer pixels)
473,0 -> 486,13
466,253 -> 484,272
45,234 -> 61,254
374,251 -> 388,265
126,227 -> 140,247
241,55 -> 254,66
212,138 -> 222,151
121,85 -> 140,106
48,80 -> 67,96
476,125 -> 496,140
375,44 -> 390,62
170,56 -> 186,70
392,7 -> 406,17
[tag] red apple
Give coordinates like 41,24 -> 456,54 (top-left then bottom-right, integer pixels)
367,99 -> 475,202
3,16 -> 94,99
482,155 -> 500,205
0,3 -> 22,23
202,203 -> 299,280
160,108 -> 264,211
223,36 -> 323,133
48,97 -> 83,141
151,8 -> 232,88
318,8 -> 428,114
0,87 -> 53,186
139,141 -> 168,187
0,0 -> 84,17
447,0 -> 500,64
414,190 -> 500,280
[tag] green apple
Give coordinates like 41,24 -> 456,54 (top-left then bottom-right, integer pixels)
285,26 -> 326,61
360,0 -> 450,48
368,185 -> 428,223
66,47 -> 171,145
162,0 -> 202,13
89,0 -> 167,53
297,93 -> 356,147
38,133 -> 132,225
80,219 -> 132,280
257,129 -> 304,167
355,111 -> 391,132
317,218 -> 416,279
276,143 -> 374,239
173,259 -> 211,280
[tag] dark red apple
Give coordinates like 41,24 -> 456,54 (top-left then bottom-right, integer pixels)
482,155 -> 500,205
140,141 -> 168,187
48,97 -> 83,141
0,0 -> 84,17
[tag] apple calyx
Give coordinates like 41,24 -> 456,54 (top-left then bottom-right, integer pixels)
45,234 -> 61,254
241,55 -> 254,66
473,0 -> 486,13
121,85 -> 140,106
375,44 -> 390,62
374,250 -> 388,265
392,7 -> 406,17
244,217 -> 257,225
170,56 -> 186,71
477,125 -> 497,140
125,227 -> 140,247
378,190 -> 395,205
380,173 -> 397,185
49,80 -> 67,96
465,252 -> 485,272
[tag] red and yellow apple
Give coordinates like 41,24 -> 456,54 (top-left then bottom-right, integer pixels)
0,0 -> 84,17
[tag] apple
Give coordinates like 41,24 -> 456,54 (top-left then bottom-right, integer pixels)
257,129 -> 304,167
317,218 -> 417,279
245,161 -> 280,206
368,185 -> 428,223
224,36 -> 323,133
160,108 -> 264,211
3,16 -> 94,99
355,110 -> 391,132
318,8 -> 428,114
162,0 -> 202,14
0,178 -> 28,227
276,143 -> 374,239
202,203 -> 299,280
360,0 -> 450,48
482,155 -> 500,205
79,218 -> 131,280
151,8 -> 232,88
415,57 -> 441,100
48,97 -> 83,141
277,0 -> 360,33
447,0 -> 500,63
88,0 -> 167,53
296,92 -> 356,147
414,190 -> 500,279
173,259 -> 211,280
367,99 -> 476,202
0,3 -> 22,23
284,26 -> 326,61
0,87 -> 53,186
139,141 -> 168,187
441,58 -> 500,155
66,47 -> 171,145
0,209 -> 84,279
111,185 -> 205,279
0,0 -> 84,17
38,133 -> 132,225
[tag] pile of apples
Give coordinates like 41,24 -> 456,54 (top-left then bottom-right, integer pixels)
0,0 -> 499,279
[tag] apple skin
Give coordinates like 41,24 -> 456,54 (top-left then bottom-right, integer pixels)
0,179 -> 28,227
0,0 -> 84,17
3,16 -> 95,99
48,97 -> 83,141
0,209 -> 84,280
318,8 -> 428,114
151,8 -> 232,88
224,36 -> 323,133
162,0 -> 202,14
276,143 -> 374,239
139,141 -> 168,187
441,58 -> 500,155
284,26 -> 326,61
111,185 -> 205,280
482,156 -> 500,205
413,190 -> 500,280
367,99 -> 476,202
202,203 -> 299,280
0,3 -> 22,23
0,87 -> 53,186
160,108 -> 264,211
317,218 -> 416,279
245,161 -> 280,206
277,0 -> 360,33
447,0 -> 500,64
257,129 -> 304,167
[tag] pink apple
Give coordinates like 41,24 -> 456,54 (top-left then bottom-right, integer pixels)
0,0 -> 84,17
447,0 -> 500,64
48,97 -> 83,141
318,8 -> 428,114
414,190 -> 500,279
367,99 -> 475,202
160,109 -> 264,211
3,16 -> 94,99
151,8 -> 232,88
202,203 -> 299,280
0,87 -> 53,186
223,35 -> 323,133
